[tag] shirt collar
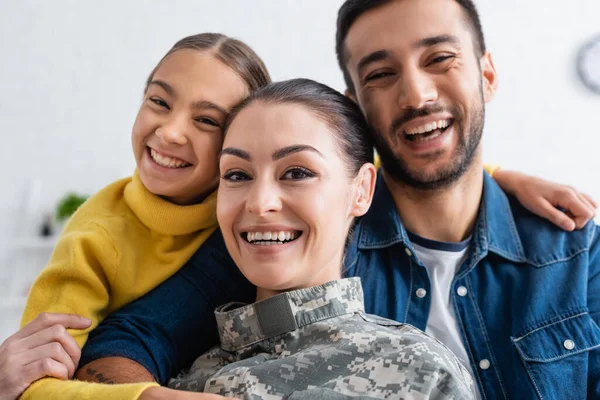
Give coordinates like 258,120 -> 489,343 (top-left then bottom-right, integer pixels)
356,171 -> 526,262
215,278 -> 364,352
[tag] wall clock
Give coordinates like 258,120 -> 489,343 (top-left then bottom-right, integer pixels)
577,34 -> 600,94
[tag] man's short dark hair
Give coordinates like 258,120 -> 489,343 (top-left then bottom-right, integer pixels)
336,0 -> 487,93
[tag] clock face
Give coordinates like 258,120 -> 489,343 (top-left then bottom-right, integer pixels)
578,35 -> 600,94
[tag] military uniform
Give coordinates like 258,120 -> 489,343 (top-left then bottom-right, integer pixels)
169,278 -> 474,399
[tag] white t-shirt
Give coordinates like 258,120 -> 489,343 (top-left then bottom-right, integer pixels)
408,232 -> 481,399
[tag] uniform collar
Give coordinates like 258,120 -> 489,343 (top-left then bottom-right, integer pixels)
216,278 -> 364,352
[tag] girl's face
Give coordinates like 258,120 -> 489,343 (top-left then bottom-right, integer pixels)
217,102 -> 375,300
132,49 -> 248,205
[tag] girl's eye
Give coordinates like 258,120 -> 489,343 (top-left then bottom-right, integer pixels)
281,167 -> 315,180
365,71 -> 394,82
195,117 -> 220,127
150,97 -> 169,109
222,170 -> 251,182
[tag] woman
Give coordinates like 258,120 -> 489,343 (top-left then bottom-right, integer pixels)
155,78 -> 475,399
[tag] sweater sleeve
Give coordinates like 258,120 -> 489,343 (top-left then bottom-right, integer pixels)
19,221 -> 120,399
20,221 -> 119,343
20,378 -> 157,400
483,163 -> 500,177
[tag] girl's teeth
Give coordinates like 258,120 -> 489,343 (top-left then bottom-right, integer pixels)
150,149 -> 190,168
246,230 -> 299,243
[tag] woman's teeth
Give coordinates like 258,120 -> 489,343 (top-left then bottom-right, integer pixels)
245,231 -> 299,245
150,148 -> 191,168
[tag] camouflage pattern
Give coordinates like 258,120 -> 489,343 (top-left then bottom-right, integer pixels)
169,278 -> 475,399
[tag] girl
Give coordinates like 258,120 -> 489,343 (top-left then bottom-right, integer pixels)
11,33 -> 270,400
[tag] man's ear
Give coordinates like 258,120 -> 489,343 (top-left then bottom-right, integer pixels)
350,163 -> 377,218
480,52 -> 498,103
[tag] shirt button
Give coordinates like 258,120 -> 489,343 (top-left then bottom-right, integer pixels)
479,359 -> 490,370
457,286 -> 468,297
416,288 -> 427,298
564,339 -> 575,350
405,248 -> 413,257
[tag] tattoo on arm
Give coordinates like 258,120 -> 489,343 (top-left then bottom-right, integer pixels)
75,357 -> 156,384
85,367 -> 115,384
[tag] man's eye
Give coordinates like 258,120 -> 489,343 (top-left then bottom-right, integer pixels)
150,98 -> 169,109
429,55 -> 454,65
365,71 -> 394,82
281,167 -> 315,180
222,170 -> 251,182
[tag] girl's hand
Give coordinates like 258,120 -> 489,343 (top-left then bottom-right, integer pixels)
494,170 -> 597,231
0,313 -> 91,400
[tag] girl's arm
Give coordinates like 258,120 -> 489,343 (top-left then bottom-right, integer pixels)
492,168 -> 597,231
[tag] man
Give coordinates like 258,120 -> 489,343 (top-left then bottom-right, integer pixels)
336,0 -> 600,398
19,0 -> 600,399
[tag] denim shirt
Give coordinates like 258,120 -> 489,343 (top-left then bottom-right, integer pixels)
344,172 -> 600,399
81,172 -> 600,399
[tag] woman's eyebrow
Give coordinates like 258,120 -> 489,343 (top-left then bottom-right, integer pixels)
272,145 -> 324,161
220,147 -> 251,161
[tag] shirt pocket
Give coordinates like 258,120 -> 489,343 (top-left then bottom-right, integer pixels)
512,312 -> 600,400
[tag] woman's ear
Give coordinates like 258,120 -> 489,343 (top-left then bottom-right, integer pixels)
350,163 -> 377,217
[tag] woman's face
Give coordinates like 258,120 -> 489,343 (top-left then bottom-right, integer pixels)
132,49 -> 248,205
217,102 -> 375,299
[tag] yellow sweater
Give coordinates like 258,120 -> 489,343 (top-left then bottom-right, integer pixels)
20,171 -> 218,400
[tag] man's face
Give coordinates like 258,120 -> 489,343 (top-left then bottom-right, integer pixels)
344,0 -> 496,189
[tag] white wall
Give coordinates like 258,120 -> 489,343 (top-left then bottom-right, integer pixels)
0,0 -> 599,334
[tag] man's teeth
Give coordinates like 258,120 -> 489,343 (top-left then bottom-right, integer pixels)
405,119 -> 450,135
246,231 -> 298,244
150,148 -> 190,168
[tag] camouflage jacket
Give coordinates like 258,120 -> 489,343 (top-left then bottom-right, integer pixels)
169,278 -> 474,399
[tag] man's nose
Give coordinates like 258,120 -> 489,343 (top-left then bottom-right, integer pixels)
396,68 -> 438,110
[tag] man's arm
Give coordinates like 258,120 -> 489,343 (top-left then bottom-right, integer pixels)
587,224 -> 600,398
76,357 -> 154,384
76,232 -> 256,385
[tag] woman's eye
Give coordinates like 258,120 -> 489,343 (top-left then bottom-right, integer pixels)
365,71 -> 394,82
195,117 -> 220,127
222,170 -> 251,182
150,98 -> 169,109
281,167 -> 315,180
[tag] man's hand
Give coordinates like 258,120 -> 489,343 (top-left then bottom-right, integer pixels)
494,170 -> 597,231
140,387 -> 236,400
0,313 -> 91,400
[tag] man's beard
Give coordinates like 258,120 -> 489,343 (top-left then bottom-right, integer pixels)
372,98 -> 485,191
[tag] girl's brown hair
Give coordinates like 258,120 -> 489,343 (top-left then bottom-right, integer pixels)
145,33 -> 271,93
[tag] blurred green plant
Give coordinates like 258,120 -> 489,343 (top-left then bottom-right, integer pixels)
56,193 -> 88,221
